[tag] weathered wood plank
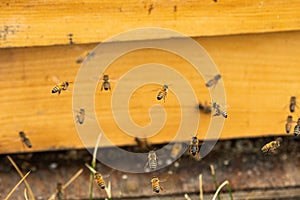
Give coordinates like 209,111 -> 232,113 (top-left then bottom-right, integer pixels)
0,31 -> 300,153
1,0 -> 300,48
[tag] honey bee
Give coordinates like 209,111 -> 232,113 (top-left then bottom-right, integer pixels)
198,101 -> 212,114
19,131 -> 32,148
189,136 -> 199,156
100,74 -> 112,91
56,182 -> 64,200
145,150 -> 157,171
52,81 -> 72,95
285,115 -> 293,134
205,74 -> 222,88
94,172 -> 106,189
294,118 -> 300,136
134,137 -> 151,152
151,177 -> 163,193
290,96 -> 297,113
76,108 -> 86,124
212,102 -> 227,118
261,138 -> 282,154
157,84 -> 169,102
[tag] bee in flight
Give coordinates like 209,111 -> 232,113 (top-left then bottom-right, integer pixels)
151,177 -> 163,193
76,108 -> 86,124
157,84 -> 169,102
134,137 -> 152,152
289,96 -> 297,113
205,74 -> 222,88
198,101 -> 212,114
19,131 -> 32,148
145,150 -> 157,171
285,115 -> 293,134
52,81 -> 72,95
189,136 -> 199,157
261,138 -> 282,154
94,172 -> 106,189
76,51 -> 94,64
294,118 -> 300,136
212,102 -> 227,118
100,74 -> 112,91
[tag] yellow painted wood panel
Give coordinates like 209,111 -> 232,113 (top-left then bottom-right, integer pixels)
1,0 -> 300,48
0,31 -> 299,154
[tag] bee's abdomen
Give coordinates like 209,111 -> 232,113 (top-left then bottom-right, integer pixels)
52,86 -> 59,93
149,160 -> 157,170
153,186 -> 160,193
96,180 -> 105,189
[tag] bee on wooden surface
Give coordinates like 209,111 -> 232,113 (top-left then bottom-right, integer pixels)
261,138 -> 282,154
205,74 -> 221,88
94,172 -> 106,189
157,84 -> 169,102
76,108 -> 86,124
145,150 -> 157,171
51,81 -> 72,95
289,96 -> 297,113
285,115 -> 293,134
189,136 -> 199,157
198,101 -> 212,114
19,131 -> 32,148
56,182 -> 64,200
294,118 -> 300,136
134,137 -> 151,152
212,102 -> 227,118
151,177 -> 163,193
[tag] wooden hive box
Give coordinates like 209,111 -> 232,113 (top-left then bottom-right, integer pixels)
1,0 -> 300,154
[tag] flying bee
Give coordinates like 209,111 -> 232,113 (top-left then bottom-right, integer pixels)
261,138 -> 282,154
151,177 -> 163,193
205,74 -> 222,88
289,96 -> 297,113
198,101 -> 212,114
94,172 -> 106,189
145,150 -> 157,171
76,108 -> 85,124
19,131 -> 32,148
100,74 -> 111,91
134,137 -> 151,152
51,81 -> 72,95
189,136 -> 199,157
294,118 -> 300,136
157,84 -> 169,102
285,115 -> 293,134
212,102 -> 227,118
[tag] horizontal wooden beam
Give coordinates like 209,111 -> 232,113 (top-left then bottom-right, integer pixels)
0,31 -> 299,154
1,0 -> 300,48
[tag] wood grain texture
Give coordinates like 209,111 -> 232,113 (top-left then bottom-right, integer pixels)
0,31 -> 300,154
1,0 -> 300,48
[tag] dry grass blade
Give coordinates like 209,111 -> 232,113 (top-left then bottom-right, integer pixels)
48,168 -> 83,200
85,163 -> 97,174
7,156 -> 35,200
210,164 -> 220,200
89,133 -> 102,200
212,180 -> 231,200
4,171 -> 30,200
105,181 -> 112,199
199,174 -> 203,200
24,188 -> 29,200
184,193 -> 192,200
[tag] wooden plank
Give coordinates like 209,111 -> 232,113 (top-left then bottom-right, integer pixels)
1,0 -> 300,48
1,136 -> 300,199
0,31 -> 300,153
